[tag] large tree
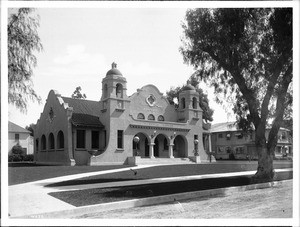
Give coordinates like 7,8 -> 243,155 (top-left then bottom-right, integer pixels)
166,77 -> 214,123
8,8 -> 43,112
71,86 -> 87,99
181,8 -> 292,181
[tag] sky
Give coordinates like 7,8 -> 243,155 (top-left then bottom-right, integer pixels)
7,7 -> 236,128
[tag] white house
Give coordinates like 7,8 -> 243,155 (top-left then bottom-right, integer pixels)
8,121 -> 34,155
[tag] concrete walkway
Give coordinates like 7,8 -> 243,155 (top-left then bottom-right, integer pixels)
8,165 -> 293,218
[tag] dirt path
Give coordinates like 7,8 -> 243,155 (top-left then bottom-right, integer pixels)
73,180 -> 292,219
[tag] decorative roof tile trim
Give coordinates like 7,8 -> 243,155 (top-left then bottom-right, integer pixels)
129,124 -> 190,132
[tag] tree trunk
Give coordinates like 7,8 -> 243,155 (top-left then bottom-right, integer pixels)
251,126 -> 275,183
252,146 -> 274,183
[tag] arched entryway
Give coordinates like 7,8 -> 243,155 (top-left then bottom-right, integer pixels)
173,135 -> 187,158
154,134 -> 169,158
132,133 -> 149,157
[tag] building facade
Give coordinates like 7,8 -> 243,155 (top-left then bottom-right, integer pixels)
8,121 -> 34,155
34,63 -> 212,165
210,122 -> 293,160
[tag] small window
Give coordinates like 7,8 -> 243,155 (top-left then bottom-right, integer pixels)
181,98 -> 186,109
218,133 -> 223,139
117,130 -> 123,149
15,134 -> 19,141
158,115 -> 164,121
218,147 -> 225,154
226,146 -> 231,153
137,113 -> 145,120
194,135 -> 198,150
226,133 -> 231,140
235,133 -> 243,139
92,131 -> 99,149
148,114 -> 155,121
77,130 -> 86,148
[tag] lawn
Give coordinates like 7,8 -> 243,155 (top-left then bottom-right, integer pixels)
8,163 -> 133,185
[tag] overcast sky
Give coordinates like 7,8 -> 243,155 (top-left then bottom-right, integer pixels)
7,7 -> 241,127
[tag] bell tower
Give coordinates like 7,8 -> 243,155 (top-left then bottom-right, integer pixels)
178,84 -> 202,122
100,62 -> 128,112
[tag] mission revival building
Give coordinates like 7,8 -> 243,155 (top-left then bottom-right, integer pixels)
34,63 -> 213,165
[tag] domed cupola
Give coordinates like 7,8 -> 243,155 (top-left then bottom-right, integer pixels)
182,84 -> 196,91
106,62 -> 124,79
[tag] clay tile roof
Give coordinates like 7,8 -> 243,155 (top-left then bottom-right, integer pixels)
8,121 -> 30,133
61,97 -> 104,128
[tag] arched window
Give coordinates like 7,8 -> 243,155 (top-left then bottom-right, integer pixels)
148,114 -> 155,121
116,83 -> 123,98
158,115 -> 164,121
181,98 -> 186,109
57,131 -> 64,149
49,133 -> 55,149
41,135 -> 46,150
193,97 -> 197,109
137,113 -> 145,120
103,84 -> 108,98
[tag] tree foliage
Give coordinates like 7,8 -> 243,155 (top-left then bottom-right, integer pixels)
181,8 -> 292,180
8,8 -> 43,112
25,123 -> 35,136
71,86 -> 87,99
166,76 -> 214,123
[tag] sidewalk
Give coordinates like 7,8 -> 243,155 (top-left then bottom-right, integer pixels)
8,165 -> 293,218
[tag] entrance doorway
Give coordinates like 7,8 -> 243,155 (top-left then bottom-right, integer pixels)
173,135 -> 187,158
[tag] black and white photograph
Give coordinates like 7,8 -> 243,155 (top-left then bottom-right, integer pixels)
1,0 -> 299,226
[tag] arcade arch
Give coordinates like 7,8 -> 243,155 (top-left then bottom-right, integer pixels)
154,134 -> 169,157
132,132 -> 150,157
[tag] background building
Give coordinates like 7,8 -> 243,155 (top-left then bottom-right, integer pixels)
8,121 -> 33,155
34,63 -> 212,165
210,122 -> 293,160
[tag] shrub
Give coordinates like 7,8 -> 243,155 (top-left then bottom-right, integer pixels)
23,154 -> 34,162
8,154 -> 23,162
8,154 -> 34,162
11,144 -> 25,155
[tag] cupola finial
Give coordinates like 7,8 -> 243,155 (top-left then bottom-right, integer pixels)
112,62 -> 117,69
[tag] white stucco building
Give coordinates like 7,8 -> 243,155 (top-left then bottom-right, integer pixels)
8,121 -> 34,155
